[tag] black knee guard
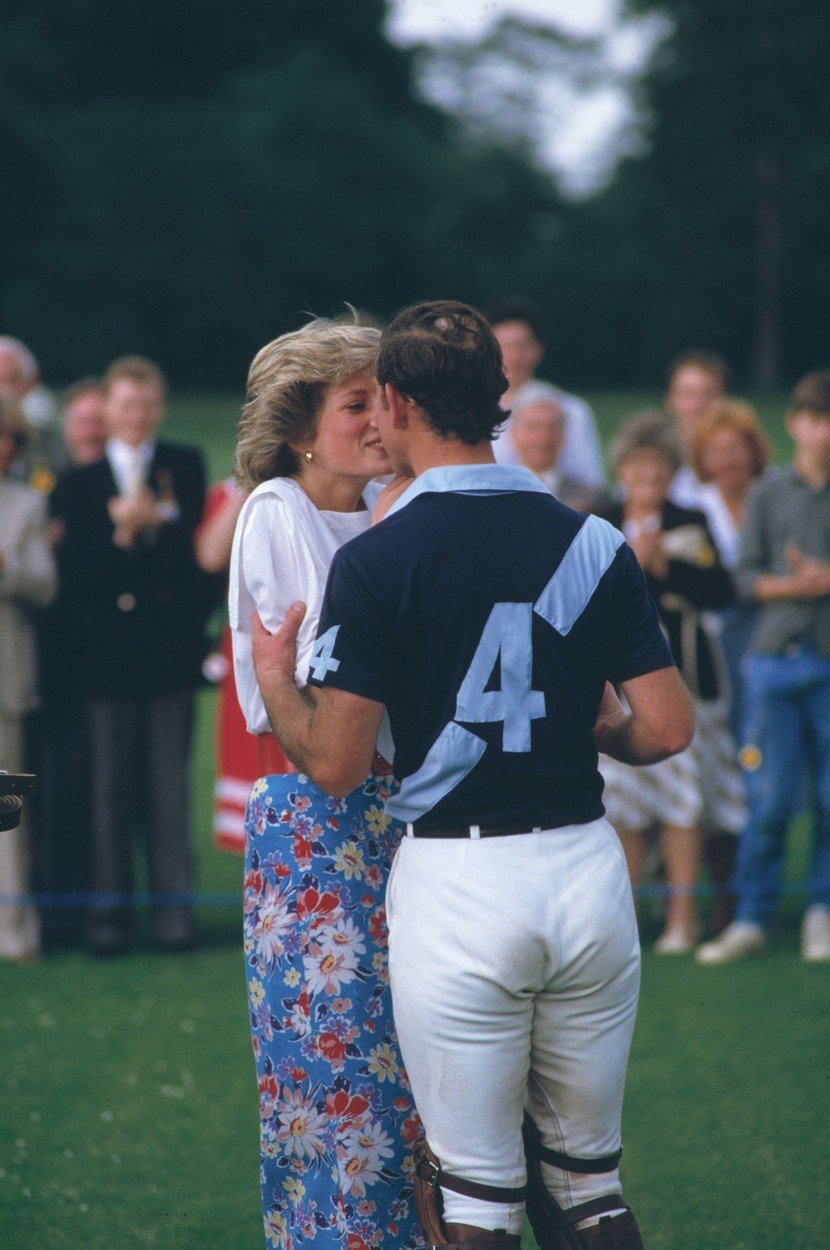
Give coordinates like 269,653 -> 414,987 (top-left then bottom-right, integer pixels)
522,1114 -> 645,1250
413,1138 -> 524,1250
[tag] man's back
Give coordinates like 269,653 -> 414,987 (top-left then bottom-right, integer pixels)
312,465 -> 670,831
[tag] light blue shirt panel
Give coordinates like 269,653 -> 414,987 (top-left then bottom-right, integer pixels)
533,514 -> 625,637
385,720 -> 487,823
383,463 -> 551,519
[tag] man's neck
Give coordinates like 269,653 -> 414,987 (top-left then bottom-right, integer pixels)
408,439 -> 496,477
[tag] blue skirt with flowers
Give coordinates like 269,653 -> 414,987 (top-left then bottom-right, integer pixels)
243,770 -> 424,1250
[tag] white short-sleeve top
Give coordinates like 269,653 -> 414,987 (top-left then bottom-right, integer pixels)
229,476 -> 372,734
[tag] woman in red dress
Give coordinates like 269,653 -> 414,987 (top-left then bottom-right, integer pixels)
195,478 -> 291,852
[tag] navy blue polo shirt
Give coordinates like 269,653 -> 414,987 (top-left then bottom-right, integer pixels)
308,464 -> 673,832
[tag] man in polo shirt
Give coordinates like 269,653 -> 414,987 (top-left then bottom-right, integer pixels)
252,301 -> 693,1250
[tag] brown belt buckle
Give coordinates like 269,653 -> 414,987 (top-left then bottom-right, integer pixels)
415,1144 -> 441,1188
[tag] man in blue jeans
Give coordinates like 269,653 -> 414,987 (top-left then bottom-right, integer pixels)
697,371 -> 830,963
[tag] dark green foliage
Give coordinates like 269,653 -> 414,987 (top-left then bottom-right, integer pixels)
4,1 -> 830,392
581,0 -> 830,384
1,0 -> 563,387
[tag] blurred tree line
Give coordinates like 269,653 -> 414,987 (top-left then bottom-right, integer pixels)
582,0 -> 830,387
2,0 -> 563,387
2,0 -> 829,388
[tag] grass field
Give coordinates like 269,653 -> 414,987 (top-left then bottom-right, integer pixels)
2,389 -> 826,1250
2,822 -> 825,1250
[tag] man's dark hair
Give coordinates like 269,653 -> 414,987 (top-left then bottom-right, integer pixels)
788,370 -> 830,415
377,300 -> 509,444
666,349 -> 732,391
483,298 -> 544,343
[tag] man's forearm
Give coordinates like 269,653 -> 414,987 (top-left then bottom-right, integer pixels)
261,676 -> 321,777
754,571 -> 830,601
250,606 -> 383,796
753,573 -> 803,601
596,711 -> 687,766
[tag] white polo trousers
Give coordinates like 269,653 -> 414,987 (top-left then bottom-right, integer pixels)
386,818 -> 641,1232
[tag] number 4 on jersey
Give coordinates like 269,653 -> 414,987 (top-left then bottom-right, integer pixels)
455,602 -> 545,752
309,625 -> 341,681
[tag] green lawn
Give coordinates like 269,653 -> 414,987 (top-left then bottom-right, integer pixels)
2,389 -> 823,1250
2,810 -> 826,1250
3,693 -> 826,1250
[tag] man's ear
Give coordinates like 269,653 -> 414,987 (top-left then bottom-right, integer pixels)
383,383 -> 411,430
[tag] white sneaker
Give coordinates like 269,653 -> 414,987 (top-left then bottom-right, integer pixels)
654,923 -> 699,955
695,921 -> 766,965
801,905 -> 830,962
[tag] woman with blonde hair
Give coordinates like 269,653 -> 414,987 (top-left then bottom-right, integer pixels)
690,399 -> 772,569
690,400 -> 772,735
229,319 -> 422,1250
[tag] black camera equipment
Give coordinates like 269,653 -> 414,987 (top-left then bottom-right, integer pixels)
0,772 -> 36,832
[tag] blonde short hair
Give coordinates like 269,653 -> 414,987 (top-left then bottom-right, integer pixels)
103,355 -> 167,395
234,319 -> 380,490
690,399 -> 770,482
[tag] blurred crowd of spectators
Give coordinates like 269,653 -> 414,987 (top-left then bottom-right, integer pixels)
1,302 -> 829,965
0,343 -> 221,959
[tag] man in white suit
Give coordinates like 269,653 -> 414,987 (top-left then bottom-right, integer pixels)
0,399 -> 57,960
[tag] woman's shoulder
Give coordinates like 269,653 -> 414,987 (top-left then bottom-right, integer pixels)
246,475 -> 305,505
240,476 -> 311,528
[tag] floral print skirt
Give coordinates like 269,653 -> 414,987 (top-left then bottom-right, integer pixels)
244,771 -> 424,1250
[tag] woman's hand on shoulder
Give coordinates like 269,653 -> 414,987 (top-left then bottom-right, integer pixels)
371,474 -> 414,525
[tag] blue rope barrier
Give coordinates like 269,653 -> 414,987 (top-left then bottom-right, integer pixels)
0,879 -> 815,905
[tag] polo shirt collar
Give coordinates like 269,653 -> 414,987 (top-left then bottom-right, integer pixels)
384,462 -> 551,519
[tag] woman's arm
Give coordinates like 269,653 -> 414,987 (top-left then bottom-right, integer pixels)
195,482 -> 247,573
371,474 -> 414,525
252,607 -> 382,795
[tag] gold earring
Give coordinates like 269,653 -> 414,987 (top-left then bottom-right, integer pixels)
305,451 -> 313,463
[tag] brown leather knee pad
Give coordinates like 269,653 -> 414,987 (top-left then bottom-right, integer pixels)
522,1115 -> 645,1250
412,1139 -> 523,1250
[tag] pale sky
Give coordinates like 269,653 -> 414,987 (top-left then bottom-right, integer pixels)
388,0 -> 617,41
386,0 -> 662,195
